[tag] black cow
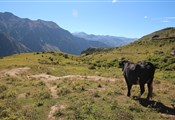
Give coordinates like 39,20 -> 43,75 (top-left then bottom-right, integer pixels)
119,60 -> 155,100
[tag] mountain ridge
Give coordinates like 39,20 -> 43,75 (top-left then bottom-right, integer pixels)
0,12 -> 107,57
73,32 -> 137,47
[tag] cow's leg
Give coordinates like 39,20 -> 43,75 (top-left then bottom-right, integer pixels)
127,84 -> 132,97
139,84 -> 145,98
147,82 -> 153,100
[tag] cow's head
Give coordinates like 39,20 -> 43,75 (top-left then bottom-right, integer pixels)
119,60 -> 130,71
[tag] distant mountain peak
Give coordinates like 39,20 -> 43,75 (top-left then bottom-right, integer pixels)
0,12 -> 19,20
73,32 -> 137,47
0,12 -> 107,56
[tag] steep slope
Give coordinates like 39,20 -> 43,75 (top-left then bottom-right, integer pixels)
0,12 -> 107,56
73,32 -> 136,47
0,32 -> 30,57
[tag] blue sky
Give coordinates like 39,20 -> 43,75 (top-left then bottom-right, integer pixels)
0,0 -> 175,38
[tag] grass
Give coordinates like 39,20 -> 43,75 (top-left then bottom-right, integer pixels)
0,39 -> 175,119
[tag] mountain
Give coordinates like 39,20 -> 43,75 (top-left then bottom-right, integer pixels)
73,32 -> 136,47
0,32 -> 30,57
0,12 -> 107,57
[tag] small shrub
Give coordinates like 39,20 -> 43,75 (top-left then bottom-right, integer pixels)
49,57 -> 53,61
36,81 -> 45,86
57,87 -> 71,96
40,91 -> 51,99
54,110 -> 64,117
97,84 -> 102,88
93,92 -> 100,98
35,100 -> 44,107
88,65 -> 96,70
5,90 -> 17,98
0,84 -> 7,93
63,54 -> 69,59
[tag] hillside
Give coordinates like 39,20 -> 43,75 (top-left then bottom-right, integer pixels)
0,12 -> 107,56
0,28 -> 175,120
138,27 -> 175,42
82,28 -> 175,66
73,32 -> 136,47
0,32 -> 30,57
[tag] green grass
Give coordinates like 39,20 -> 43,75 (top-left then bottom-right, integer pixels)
0,38 -> 175,119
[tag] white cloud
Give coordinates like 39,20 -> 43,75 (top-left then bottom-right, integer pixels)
72,9 -> 78,17
144,16 -> 148,19
112,0 -> 118,3
161,20 -> 170,23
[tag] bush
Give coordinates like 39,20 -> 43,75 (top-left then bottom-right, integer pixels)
88,65 -> 96,70
57,87 -> 71,96
91,59 -> 119,69
147,55 -> 175,71
5,90 -> 17,98
0,84 -> 7,93
35,100 -> 44,107
39,90 -> 51,99
54,110 -> 64,117
63,54 -> 69,59
0,99 -> 24,119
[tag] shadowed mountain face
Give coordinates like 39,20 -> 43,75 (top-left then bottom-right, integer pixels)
0,32 -> 30,57
0,12 -> 107,57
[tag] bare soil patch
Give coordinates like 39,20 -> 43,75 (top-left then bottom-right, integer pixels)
0,67 -> 30,77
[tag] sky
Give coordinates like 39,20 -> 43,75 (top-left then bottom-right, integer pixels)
0,0 -> 175,38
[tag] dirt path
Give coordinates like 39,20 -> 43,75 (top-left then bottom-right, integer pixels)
31,73 -> 117,120
0,67 -> 117,120
48,105 -> 66,120
0,68 -> 116,99
31,73 -> 116,82
0,67 -> 174,120
0,67 -> 30,77
48,105 -> 58,120
31,74 -> 116,99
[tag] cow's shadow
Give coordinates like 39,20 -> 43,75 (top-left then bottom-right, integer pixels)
134,97 -> 175,115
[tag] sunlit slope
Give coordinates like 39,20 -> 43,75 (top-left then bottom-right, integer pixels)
82,27 -> 175,71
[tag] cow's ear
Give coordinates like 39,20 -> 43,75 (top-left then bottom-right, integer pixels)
121,61 -> 126,71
